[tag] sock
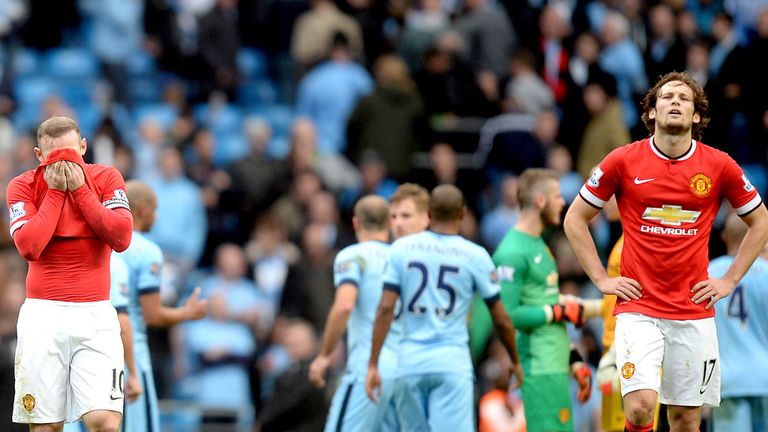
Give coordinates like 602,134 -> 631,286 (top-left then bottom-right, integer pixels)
624,419 -> 654,432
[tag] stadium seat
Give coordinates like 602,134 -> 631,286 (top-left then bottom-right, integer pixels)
237,47 -> 267,81
45,48 -> 100,80
12,48 -> 44,77
250,103 -> 294,139
237,78 -> 279,106
133,102 -> 179,130
126,49 -> 157,78
193,102 -> 244,136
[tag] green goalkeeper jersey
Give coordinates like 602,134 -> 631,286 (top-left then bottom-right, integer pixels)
492,229 -> 570,375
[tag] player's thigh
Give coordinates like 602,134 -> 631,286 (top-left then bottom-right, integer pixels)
393,376 -> 430,432
428,373 -> 475,432
124,367 -> 160,432
324,375 -> 396,432
520,374 -> 573,432
13,301 -> 69,424
68,303 -> 124,422
712,397 -> 750,432
659,317 -> 720,407
615,313 -> 665,397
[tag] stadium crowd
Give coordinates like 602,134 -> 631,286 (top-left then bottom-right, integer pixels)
0,0 -> 767,430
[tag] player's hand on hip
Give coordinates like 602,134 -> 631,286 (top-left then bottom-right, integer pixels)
185,286 -> 209,320
365,366 -> 382,403
44,161 -> 68,191
596,276 -> 642,301
691,277 -> 736,310
125,373 -> 143,402
308,355 -> 330,389
62,161 -> 85,191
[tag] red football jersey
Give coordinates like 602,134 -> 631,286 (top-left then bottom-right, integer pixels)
7,165 -> 131,302
580,138 -> 762,319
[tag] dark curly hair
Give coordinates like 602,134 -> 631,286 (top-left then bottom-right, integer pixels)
640,71 -> 710,141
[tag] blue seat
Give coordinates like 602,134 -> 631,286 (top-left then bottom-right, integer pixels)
13,76 -> 56,108
251,103 -> 294,139
194,102 -> 243,136
133,103 -> 179,130
237,47 -> 267,80
45,48 -> 100,80
237,79 -> 278,106
126,49 -> 157,77
12,48 -> 44,77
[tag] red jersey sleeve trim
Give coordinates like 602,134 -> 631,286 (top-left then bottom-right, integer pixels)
579,185 -> 606,208
9,220 -> 28,236
736,195 -> 763,216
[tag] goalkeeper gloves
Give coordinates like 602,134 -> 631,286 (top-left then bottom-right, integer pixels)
548,301 -> 586,327
569,348 -> 592,403
596,344 -> 620,395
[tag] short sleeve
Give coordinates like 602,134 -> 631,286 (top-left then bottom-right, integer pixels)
137,242 -> 163,294
333,248 -> 362,289
721,157 -> 762,216
579,148 -> 623,209
99,167 -> 130,211
110,254 -> 130,310
382,244 -> 403,293
6,178 -> 36,237
471,248 -> 502,302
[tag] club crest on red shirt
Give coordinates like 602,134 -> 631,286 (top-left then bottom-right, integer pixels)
689,173 -> 712,197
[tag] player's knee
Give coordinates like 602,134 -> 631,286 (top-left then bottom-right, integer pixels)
667,406 -> 701,432
81,410 -> 122,432
30,423 -> 64,432
624,396 -> 656,424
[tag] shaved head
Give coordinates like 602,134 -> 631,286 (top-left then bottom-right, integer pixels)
125,180 -> 157,210
125,180 -> 158,231
429,185 -> 465,222
354,195 -> 390,231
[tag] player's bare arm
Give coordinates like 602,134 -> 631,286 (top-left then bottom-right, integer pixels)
488,299 -> 523,388
117,311 -> 143,402
365,289 -> 398,403
309,283 -> 358,389
140,286 -> 208,327
564,197 -> 643,301
691,205 -> 768,309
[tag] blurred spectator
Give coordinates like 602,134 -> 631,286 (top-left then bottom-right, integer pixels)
80,0 -> 144,108
280,223 -> 336,332
644,3 -> 687,83
478,108 -> 546,185
255,318 -> 328,432
306,189 -> 355,250
179,243 -> 270,407
339,148 -> 399,212
576,75 -> 629,179
547,144 -> 583,206
599,10 -> 648,133
346,53 -> 426,180
339,0 -> 390,69
685,38 -> 712,90
397,0 -> 450,73
677,9 -> 701,44
477,339 -> 526,432
536,4 -> 572,105
11,133 -> 38,176
745,8 -> 768,169
198,0 -> 241,101
479,175 -> 519,250
134,118 -> 169,182
262,0 -> 310,102
724,0 -> 768,43
270,169 -> 323,244
417,142 -> 482,214
295,32 -> 373,154
147,147 -> 208,299
245,214 -> 301,313
504,48 -> 555,115
291,0 -> 363,73
686,0 -> 724,38
454,0 -> 517,81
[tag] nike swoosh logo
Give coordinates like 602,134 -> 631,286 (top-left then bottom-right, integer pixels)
634,177 -> 655,185
533,254 -> 542,264
699,387 -> 707,395
110,395 -> 123,400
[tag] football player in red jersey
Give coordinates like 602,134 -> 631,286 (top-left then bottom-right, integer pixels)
564,72 -> 768,432
7,117 -> 133,432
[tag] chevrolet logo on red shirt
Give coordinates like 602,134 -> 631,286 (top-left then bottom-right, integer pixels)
642,205 -> 701,226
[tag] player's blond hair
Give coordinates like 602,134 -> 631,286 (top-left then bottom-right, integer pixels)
517,168 -> 559,209
37,116 -> 80,144
390,183 -> 430,213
